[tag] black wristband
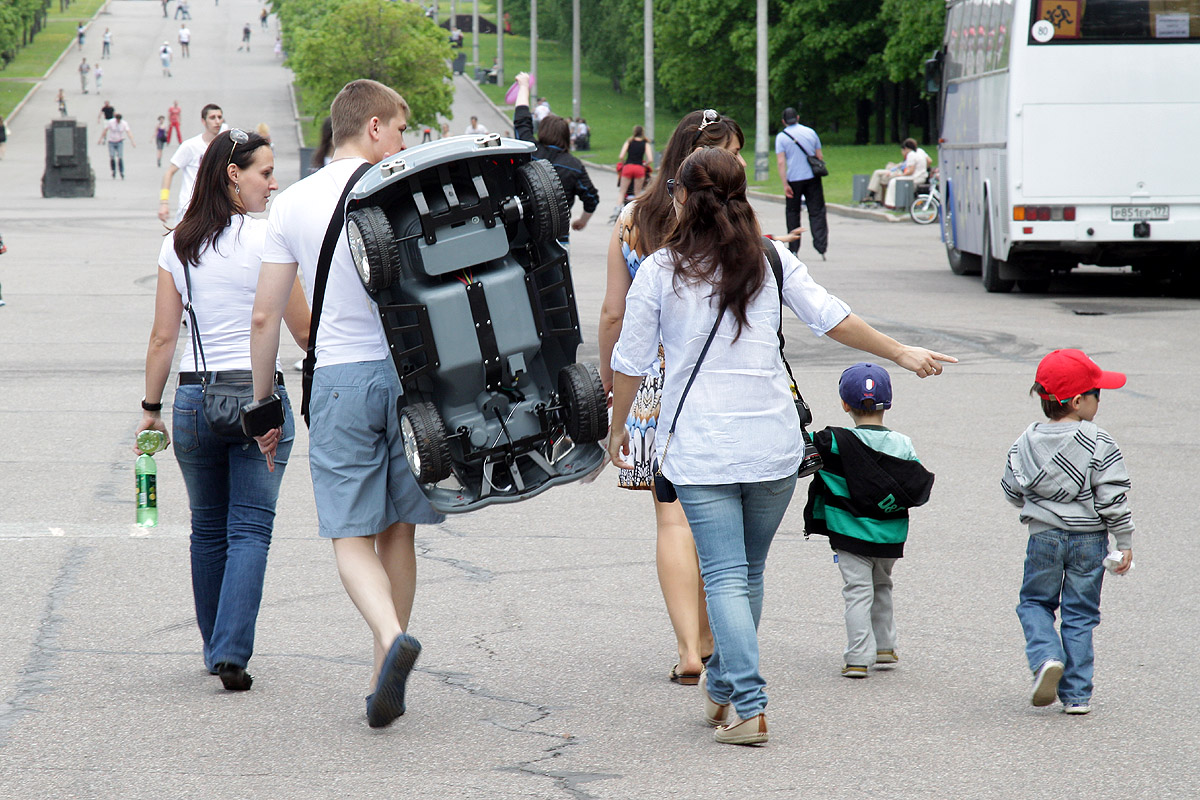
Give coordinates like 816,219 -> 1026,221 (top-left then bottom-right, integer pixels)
141,398 -> 163,412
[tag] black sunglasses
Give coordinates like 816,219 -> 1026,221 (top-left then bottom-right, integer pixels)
1062,388 -> 1100,404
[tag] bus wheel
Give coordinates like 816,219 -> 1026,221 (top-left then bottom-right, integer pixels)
946,242 -> 981,276
981,216 -> 1015,293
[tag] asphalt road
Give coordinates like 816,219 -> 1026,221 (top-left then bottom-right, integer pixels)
1,2 -> 1198,798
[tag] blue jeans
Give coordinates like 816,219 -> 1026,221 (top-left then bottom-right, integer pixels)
172,383 -> 294,671
1016,529 -> 1106,703
675,476 -> 797,720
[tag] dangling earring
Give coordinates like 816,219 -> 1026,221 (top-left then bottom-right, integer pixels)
234,183 -> 240,194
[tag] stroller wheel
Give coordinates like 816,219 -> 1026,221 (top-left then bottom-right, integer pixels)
347,206 -> 401,293
399,402 -> 453,484
558,363 -> 607,443
516,160 -> 570,242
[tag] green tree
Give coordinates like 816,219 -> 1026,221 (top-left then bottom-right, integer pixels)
880,0 -> 944,83
283,0 -> 453,126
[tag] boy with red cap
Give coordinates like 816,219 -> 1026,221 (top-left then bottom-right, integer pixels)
1002,349 -> 1134,715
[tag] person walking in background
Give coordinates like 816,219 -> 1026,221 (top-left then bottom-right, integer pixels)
599,109 -> 748,687
0,115 -> 7,160
255,122 -> 272,147
94,63 -> 103,91
98,99 -> 115,124
260,7 -> 268,30
155,116 -> 169,167
160,41 -> 173,77
248,80 -> 445,729
78,58 -> 90,93
159,103 -> 225,224
162,0 -> 169,18
167,100 -> 183,144
609,147 -> 952,745
513,73 -> 598,233
775,106 -> 828,259
77,22 -> 86,49
102,28 -> 112,58
137,128 -> 308,693
178,24 -> 191,57
99,112 -> 135,179
803,363 -> 934,678
611,125 -> 653,222
57,89 -> 68,117
464,115 -> 487,135
1003,349 -> 1135,715
273,35 -> 282,59
238,23 -> 251,51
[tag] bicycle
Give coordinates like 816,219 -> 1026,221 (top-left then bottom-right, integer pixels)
910,171 -> 940,225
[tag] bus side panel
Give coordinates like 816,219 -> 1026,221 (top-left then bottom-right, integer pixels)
941,81 -> 984,257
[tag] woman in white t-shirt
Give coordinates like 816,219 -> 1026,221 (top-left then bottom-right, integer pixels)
608,147 -> 954,745
136,129 -> 310,692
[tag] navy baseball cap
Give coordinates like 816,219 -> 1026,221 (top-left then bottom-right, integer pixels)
839,362 -> 893,410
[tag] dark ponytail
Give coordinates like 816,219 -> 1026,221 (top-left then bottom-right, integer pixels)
172,130 -> 270,267
661,147 -> 763,339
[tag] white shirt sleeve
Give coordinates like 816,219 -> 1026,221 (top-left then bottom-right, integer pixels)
262,195 -> 297,264
774,241 -> 851,336
610,254 -> 664,377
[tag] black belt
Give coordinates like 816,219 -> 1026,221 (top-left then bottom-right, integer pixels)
178,370 -> 284,387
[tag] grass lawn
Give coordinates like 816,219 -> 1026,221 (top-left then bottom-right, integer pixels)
0,82 -> 39,120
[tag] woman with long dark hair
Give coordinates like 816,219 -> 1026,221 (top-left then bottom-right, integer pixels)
609,147 -> 954,744
136,129 -> 310,691
597,109 -> 749,687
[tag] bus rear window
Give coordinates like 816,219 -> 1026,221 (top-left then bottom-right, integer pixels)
1030,0 -> 1200,42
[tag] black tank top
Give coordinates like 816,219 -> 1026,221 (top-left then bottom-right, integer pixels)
626,138 -> 646,166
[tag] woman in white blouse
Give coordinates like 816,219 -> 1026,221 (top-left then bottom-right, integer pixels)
608,147 -> 954,745
136,129 -> 310,692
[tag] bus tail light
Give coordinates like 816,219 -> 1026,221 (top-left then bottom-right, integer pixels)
1013,205 -> 1075,222
1063,207 -> 1076,221
1013,207 -> 1026,221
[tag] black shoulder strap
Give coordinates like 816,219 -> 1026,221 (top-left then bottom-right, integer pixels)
782,129 -> 813,159
762,238 -> 810,422
657,304 -> 724,470
300,161 -> 373,426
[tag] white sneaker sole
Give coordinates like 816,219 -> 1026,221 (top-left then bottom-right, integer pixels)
1031,661 -> 1064,707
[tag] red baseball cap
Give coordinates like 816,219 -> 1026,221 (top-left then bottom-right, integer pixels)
1035,349 -> 1126,402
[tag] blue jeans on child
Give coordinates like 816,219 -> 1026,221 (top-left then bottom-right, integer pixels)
1016,528 -> 1106,703
172,383 -> 294,672
675,475 -> 796,720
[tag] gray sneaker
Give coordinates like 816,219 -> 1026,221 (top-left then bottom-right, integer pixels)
1031,660 -> 1064,707
876,650 -> 898,664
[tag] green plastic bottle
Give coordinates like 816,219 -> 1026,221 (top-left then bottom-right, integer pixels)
135,430 -> 165,527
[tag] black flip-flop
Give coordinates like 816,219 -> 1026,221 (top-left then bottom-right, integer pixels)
669,664 -> 701,685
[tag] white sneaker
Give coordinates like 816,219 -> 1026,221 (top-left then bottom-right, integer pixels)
1031,660 -> 1064,707
1063,702 -> 1091,715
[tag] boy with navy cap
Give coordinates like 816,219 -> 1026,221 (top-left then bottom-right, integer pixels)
803,363 -> 935,677
1003,349 -> 1134,715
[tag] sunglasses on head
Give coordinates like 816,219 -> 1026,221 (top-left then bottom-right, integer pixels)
226,128 -> 249,166
1061,388 -> 1100,404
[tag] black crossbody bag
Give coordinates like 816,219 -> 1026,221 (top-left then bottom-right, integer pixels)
782,130 -> 829,178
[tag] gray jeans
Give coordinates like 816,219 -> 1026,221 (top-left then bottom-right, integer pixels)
836,550 -> 897,667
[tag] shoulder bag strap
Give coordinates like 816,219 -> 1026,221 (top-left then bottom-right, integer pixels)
762,238 -> 812,426
782,129 -> 814,160
179,256 -> 208,384
658,304 -> 724,470
300,161 -> 373,426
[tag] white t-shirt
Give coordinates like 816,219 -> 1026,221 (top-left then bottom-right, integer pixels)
178,27 -> 190,43
611,240 -> 851,485
534,102 -> 550,123
103,118 -> 130,143
263,158 -> 389,366
170,133 -> 208,224
159,216 -> 280,372
464,122 -> 488,135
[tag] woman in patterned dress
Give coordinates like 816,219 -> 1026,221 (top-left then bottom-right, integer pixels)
599,109 -> 749,684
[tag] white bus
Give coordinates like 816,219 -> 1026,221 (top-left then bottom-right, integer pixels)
929,0 -> 1200,292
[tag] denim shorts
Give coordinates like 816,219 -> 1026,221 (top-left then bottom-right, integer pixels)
308,360 -> 445,537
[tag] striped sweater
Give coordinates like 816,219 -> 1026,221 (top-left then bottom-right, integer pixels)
1001,420 -> 1135,550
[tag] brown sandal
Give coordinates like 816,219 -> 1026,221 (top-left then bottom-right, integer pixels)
669,664 -> 701,685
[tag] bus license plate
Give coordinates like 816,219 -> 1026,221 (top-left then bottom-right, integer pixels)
1111,205 -> 1169,221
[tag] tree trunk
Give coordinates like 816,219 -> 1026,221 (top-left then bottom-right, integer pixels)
856,99 -> 871,145
889,82 -> 900,143
873,83 -> 886,144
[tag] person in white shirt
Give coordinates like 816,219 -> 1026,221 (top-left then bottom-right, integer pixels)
97,112 -> 135,179
463,115 -> 487,135
178,24 -> 191,57
868,138 -> 929,207
249,79 -> 444,729
533,97 -> 551,132
138,127 -> 309,693
608,147 -> 954,747
159,103 -> 224,224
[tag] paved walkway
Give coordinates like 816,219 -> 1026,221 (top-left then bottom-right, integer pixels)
1,5 -> 1198,799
